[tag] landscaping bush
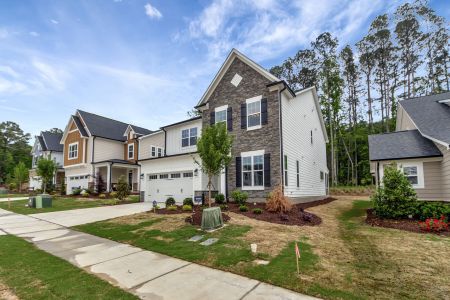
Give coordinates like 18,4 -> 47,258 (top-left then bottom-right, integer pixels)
372,166 -> 418,219
231,190 -> 248,205
166,197 -> 176,206
7,182 -> 17,191
239,205 -> 248,212
82,193 -> 89,197
60,182 -> 66,195
116,175 -> 130,201
215,193 -> 225,204
266,185 -> 293,213
102,199 -> 119,206
182,204 -> 192,211
183,197 -> 193,206
110,191 -> 118,199
72,188 -> 81,196
415,202 -> 450,221
220,204 -> 228,211
98,193 -> 106,199
253,208 -> 262,214
418,216 -> 449,232
167,205 -> 177,211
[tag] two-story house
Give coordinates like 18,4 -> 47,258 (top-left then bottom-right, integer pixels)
369,92 -> 450,201
60,110 -> 152,194
29,131 -> 65,190
138,49 -> 329,202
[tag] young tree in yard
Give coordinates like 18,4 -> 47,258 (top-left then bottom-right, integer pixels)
13,162 -> 28,192
36,158 -> 56,194
116,175 -> 130,201
195,122 -> 233,207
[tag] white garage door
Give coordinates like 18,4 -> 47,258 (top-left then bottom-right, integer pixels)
145,171 -> 193,203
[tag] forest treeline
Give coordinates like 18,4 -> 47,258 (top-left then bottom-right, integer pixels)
270,0 -> 449,186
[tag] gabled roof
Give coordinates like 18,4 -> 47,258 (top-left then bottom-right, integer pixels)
36,135 -> 46,151
41,131 -> 63,152
400,92 -> 450,147
72,115 -> 89,137
77,110 -> 152,141
368,130 -> 443,161
196,48 -> 280,107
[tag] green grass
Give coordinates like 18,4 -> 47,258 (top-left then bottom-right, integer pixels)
0,235 -> 137,300
0,193 -> 28,198
0,196 -> 139,214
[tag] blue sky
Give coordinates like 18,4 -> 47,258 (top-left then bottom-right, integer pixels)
0,0 -> 448,139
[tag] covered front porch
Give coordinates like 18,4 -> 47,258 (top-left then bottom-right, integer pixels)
93,160 -> 140,193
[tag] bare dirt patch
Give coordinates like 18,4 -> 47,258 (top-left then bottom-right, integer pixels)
0,281 -> 18,300
107,212 -> 161,225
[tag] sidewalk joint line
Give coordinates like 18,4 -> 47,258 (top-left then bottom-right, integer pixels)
130,262 -> 192,291
239,282 -> 261,300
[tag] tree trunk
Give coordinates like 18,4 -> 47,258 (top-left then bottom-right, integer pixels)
43,180 -> 46,194
207,175 -> 212,207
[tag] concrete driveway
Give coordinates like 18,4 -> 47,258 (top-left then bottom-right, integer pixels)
30,202 -> 153,226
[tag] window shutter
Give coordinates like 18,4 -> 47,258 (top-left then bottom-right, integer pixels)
261,98 -> 268,125
210,111 -> 215,125
240,103 -> 247,129
227,107 -> 233,131
236,157 -> 242,187
264,153 -> 271,187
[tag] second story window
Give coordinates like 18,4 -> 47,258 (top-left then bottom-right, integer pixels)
215,109 -> 227,124
151,146 -> 156,157
157,147 -> 162,157
68,142 -> 78,160
247,99 -> 261,129
182,127 -> 197,147
128,143 -> 134,159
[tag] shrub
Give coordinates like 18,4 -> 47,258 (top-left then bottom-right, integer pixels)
82,193 -> 89,197
231,190 -> 248,205
266,185 -> 293,213
215,193 -> 225,204
110,191 -> 118,199
99,193 -> 106,199
418,216 -> 449,232
8,182 -> 17,191
102,199 -> 119,206
239,205 -> 248,212
415,202 -> 450,221
220,204 -> 229,211
182,204 -> 192,211
372,166 -> 418,219
72,188 -> 81,196
116,175 -> 130,200
167,205 -> 177,211
166,197 -> 176,206
183,197 -> 194,206
253,208 -> 262,214
60,182 -> 66,195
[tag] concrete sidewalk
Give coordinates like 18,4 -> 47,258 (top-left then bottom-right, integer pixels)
0,196 -> 28,202
0,208 -> 318,300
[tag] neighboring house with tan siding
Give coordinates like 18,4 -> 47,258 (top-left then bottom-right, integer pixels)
60,110 -> 152,194
369,92 -> 450,202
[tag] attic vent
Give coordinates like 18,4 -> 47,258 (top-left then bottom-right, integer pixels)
231,73 -> 242,87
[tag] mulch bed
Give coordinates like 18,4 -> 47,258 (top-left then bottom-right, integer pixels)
365,209 -> 450,236
155,206 -> 193,215
181,197 -> 335,227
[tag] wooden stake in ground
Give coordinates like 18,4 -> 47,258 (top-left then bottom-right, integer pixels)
295,242 -> 300,275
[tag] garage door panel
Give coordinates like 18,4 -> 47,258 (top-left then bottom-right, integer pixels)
146,173 -> 193,203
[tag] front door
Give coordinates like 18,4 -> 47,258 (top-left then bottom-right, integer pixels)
128,171 -> 133,191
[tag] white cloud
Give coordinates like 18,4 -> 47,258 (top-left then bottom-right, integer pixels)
0,28 -> 10,39
50,19 -> 59,24
186,0 -> 384,63
29,31 -> 39,37
144,3 -> 162,19
32,60 -> 68,90
0,66 -> 20,78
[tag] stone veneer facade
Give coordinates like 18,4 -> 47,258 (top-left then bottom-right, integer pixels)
202,57 -> 282,200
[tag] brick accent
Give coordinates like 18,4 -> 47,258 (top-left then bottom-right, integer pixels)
202,57 -> 282,200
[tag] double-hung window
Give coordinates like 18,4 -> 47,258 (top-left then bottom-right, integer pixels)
151,146 -> 156,157
242,151 -> 264,189
246,97 -> 261,129
128,143 -> 134,159
403,166 -> 418,185
215,106 -> 227,125
68,142 -> 78,160
182,127 -> 197,147
157,147 -> 162,157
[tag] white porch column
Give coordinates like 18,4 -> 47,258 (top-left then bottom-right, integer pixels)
106,164 -> 111,192
94,167 -> 99,192
220,168 -> 226,195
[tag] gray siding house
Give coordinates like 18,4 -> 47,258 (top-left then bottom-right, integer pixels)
369,92 -> 450,201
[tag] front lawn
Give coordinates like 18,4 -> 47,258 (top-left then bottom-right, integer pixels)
76,197 -> 450,299
0,196 -> 139,215
0,235 -> 137,300
0,193 -> 28,198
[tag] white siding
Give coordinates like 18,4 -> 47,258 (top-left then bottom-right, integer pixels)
93,138 -> 124,162
436,144 -> 450,201
139,132 -> 165,160
65,165 -> 90,194
281,90 -> 328,197
396,105 -> 417,131
51,152 -> 64,167
165,119 -> 202,156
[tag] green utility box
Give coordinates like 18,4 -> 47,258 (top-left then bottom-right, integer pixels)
28,197 -> 36,208
35,195 -> 52,208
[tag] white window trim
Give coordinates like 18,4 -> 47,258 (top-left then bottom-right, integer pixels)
214,105 -> 228,126
68,142 -> 78,160
181,127 -> 198,148
241,149 -> 265,191
151,146 -> 156,157
246,95 -> 262,131
398,162 -> 424,189
128,143 -> 134,159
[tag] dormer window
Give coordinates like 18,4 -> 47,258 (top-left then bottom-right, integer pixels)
182,128 -> 197,147
128,143 -> 134,159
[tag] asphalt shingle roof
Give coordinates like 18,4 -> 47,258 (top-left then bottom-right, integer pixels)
400,92 -> 450,146
37,135 -> 47,151
368,130 -> 443,161
72,115 -> 88,137
41,131 -> 63,152
77,110 -> 152,141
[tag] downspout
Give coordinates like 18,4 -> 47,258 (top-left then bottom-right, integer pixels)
162,128 -> 167,156
376,162 -> 380,187
109,162 -> 113,192
279,85 -> 286,190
